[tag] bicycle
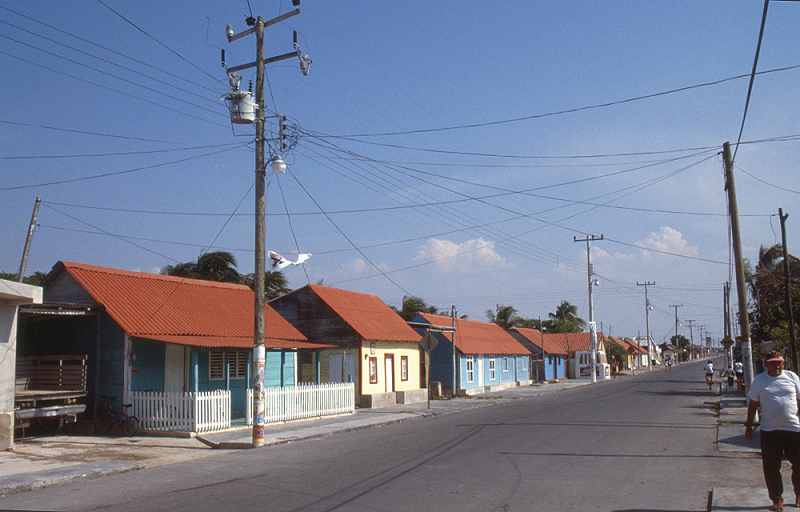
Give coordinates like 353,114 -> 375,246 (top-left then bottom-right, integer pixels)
94,395 -> 139,436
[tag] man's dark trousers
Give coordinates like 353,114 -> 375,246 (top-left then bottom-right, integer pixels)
761,429 -> 800,502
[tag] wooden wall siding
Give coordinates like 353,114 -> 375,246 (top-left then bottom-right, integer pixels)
43,271 -> 96,304
271,288 -> 359,349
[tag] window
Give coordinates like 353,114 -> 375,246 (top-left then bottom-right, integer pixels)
231,352 -> 248,379
401,356 -> 409,381
209,351 -> 225,381
466,356 -> 474,382
369,357 -> 378,384
502,357 -> 509,372
489,358 -> 496,380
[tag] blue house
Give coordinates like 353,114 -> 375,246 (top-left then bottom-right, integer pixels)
23,262 -> 324,420
510,327 -> 567,381
411,313 -> 531,395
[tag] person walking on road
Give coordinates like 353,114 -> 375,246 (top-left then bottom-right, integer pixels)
704,360 -> 714,388
735,359 -> 744,389
745,351 -> 800,512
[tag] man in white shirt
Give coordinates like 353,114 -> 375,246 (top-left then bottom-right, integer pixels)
745,351 -> 800,512
735,360 -> 744,389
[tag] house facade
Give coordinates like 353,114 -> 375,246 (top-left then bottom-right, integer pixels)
1,279 -> 42,450
270,284 -> 425,408
510,327 -> 567,382
411,313 -> 531,395
23,262 -> 321,420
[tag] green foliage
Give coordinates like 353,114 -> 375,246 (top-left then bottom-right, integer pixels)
747,244 -> 800,348
486,304 -> 524,329
392,295 -> 439,321
545,301 -> 586,333
605,338 -> 628,367
163,251 -> 290,299
0,271 -> 47,286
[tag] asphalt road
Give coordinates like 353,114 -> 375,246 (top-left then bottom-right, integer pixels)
1,358 -> 760,512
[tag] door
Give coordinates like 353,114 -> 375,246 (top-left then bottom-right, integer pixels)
385,355 -> 394,392
164,344 -> 185,393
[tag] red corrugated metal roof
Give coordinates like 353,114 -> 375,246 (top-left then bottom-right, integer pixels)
417,313 -> 530,355
511,327 -> 568,356
54,262 -> 318,349
306,284 -> 420,343
610,336 -> 648,354
544,331 -> 606,353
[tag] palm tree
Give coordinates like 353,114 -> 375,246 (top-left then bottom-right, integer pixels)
241,270 -> 291,300
547,300 -> 586,356
547,300 -> 586,333
747,244 -> 800,348
162,250 -> 242,284
393,295 -> 438,321
486,304 -> 524,330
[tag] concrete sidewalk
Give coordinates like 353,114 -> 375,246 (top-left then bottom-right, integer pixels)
0,375 -> 775,511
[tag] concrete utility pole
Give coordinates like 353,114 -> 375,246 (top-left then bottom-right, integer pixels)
637,282 -> 655,370
18,197 -> 41,282
669,304 -> 682,362
723,142 -> 754,391
575,235 -> 603,383
779,208 -> 798,372
224,8 -> 302,448
686,319 -> 695,362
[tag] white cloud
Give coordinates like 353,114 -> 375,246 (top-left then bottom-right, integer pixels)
637,226 -> 699,258
416,238 -> 510,273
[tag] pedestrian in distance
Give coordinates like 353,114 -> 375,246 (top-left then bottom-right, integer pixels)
745,351 -> 800,512
735,359 -> 744,389
665,358 -> 672,371
704,360 -> 714,388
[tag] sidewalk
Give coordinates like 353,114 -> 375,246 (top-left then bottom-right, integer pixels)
0,375 -> 772,511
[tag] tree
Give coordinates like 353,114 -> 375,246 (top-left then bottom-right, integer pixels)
546,300 -> 586,334
242,270 -> 292,301
0,271 -> 47,286
486,304 -> 524,329
392,295 -> 438,321
747,244 -> 800,349
162,251 -> 242,284
605,338 -> 628,370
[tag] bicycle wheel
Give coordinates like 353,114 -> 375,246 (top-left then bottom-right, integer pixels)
123,416 -> 139,437
94,414 -> 113,435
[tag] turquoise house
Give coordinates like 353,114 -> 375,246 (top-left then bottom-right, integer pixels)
28,262 -> 324,420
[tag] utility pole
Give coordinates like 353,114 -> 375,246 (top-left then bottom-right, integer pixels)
686,319 -> 695,362
452,305 -> 457,397
18,197 -> 41,282
779,208 -> 798,371
669,304 -> 682,363
575,234 -> 603,383
223,8 -> 303,448
723,142 -> 754,391
637,281 -> 655,370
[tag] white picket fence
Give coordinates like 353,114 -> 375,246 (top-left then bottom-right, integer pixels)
130,390 -> 231,433
246,382 -> 355,425
130,383 -> 354,433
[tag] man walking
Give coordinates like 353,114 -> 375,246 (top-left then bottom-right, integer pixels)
745,351 -> 800,511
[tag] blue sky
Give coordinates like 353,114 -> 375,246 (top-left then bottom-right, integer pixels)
2,1 -> 799,345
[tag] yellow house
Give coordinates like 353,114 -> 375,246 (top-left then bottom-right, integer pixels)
270,284 -> 423,408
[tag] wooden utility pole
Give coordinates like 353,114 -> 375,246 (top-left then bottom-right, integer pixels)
18,197 -> 41,282
223,8 -> 302,448
779,208 -> 798,371
723,142 -> 754,390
